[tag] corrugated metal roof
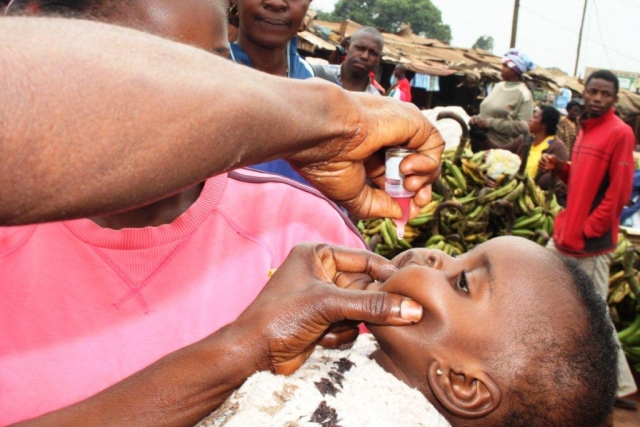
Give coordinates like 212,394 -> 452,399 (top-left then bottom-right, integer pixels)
297,31 -> 337,52
303,19 -> 640,118
307,19 -> 502,81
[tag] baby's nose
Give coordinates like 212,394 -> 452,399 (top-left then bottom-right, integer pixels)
396,249 -> 444,270
425,251 -> 443,270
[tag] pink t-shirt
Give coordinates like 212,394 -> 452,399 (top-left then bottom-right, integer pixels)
0,170 -> 365,424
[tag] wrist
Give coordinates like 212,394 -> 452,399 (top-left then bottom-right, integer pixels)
286,80 -> 362,166
201,323 -> 264,380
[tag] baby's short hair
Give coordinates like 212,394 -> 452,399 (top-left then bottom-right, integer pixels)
494,255 -> 617,426
6,0 -> 117,17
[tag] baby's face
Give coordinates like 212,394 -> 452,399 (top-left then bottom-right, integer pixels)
367,236 -> 569,401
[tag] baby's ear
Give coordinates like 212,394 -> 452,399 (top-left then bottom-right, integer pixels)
427,361 -> 501,419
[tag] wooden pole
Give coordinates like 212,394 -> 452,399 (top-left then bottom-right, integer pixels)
574,0 -> 589,77
510,0 -> 520,48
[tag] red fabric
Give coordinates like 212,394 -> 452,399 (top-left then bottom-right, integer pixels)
397,78 -> 412,103
369,72 -> 385,94
553,108 -> 635,256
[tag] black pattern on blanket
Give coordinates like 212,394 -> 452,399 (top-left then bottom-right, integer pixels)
196,334 -> 450,427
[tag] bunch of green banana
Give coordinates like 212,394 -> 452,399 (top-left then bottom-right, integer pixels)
461,157 -> 488,187
477,178 -> 519,204
424,233 -> 465,257
441,159 -> 467,196
364,217 -> 429,258
407,200 -> 439,227
619,315 -> 640,368
357,143 -> 566,258
607,233 -> 640,374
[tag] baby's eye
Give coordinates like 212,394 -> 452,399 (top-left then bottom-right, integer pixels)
456,271 -> 469,293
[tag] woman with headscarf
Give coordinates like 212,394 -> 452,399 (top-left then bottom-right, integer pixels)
469,48 -> 535,150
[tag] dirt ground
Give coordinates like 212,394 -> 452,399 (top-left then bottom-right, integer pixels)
614,370 -> 640,426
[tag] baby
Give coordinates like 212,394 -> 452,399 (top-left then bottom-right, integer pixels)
198,236 -> 618,427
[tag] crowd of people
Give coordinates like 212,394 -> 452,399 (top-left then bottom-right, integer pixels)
0,0 -> 637,425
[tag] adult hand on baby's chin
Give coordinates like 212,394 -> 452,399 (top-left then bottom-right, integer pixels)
289,93 -> 444,220
229,243 -> 423,376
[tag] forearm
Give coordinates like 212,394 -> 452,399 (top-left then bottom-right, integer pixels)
0,18 -> 353,225
15,325 -> 257,427
485,117 -> 528,137
485,97 -> 532,137
552,159 -> 571,184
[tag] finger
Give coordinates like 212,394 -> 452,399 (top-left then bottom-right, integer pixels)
402,162 -> 441,193
274,345 -> 316,376
370,174 -> 386,192
402,175 -> 430,198
318,330 -> 359,349
412,185 -> 432,210
399,153 -> 440,178
344,185 -> 402,220
317,323 -> 360,349
400,115 -> 445,154
324,288 -> 423,326
410,134 -> 445,164
334,272 -> 379,290
364,151 -> 385,182
316,244 -> 398,282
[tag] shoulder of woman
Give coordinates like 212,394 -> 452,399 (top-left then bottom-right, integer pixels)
517,83 -> 533,102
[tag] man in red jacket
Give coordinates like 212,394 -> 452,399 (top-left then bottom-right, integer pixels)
540,69 -> 637,409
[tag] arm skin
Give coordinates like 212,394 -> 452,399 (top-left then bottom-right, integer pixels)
535,138 -> 569,190
0,17 -> 443,225
538,154 -> 571,184
584,130 -> 635,238
13,244 -> 422,427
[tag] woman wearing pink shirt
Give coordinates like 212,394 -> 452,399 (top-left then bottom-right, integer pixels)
0,0 -> 440,424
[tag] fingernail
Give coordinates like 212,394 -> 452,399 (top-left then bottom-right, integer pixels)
400,298 -> 423,323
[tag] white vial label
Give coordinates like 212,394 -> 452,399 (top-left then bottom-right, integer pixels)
385,149 -> 415,197
385,156 -> 404,181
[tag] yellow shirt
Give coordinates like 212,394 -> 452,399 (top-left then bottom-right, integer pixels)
526,136 -> 554,178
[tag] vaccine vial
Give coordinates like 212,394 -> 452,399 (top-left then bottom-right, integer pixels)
385,148 -> 416,240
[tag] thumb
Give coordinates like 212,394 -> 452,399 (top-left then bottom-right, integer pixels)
326,288 -> 423,326
345,186 -> 403,220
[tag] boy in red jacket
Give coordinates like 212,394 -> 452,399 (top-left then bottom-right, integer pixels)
540,69 -> 637,409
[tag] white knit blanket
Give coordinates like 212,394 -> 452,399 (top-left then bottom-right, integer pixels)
196,334 -> 450,427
